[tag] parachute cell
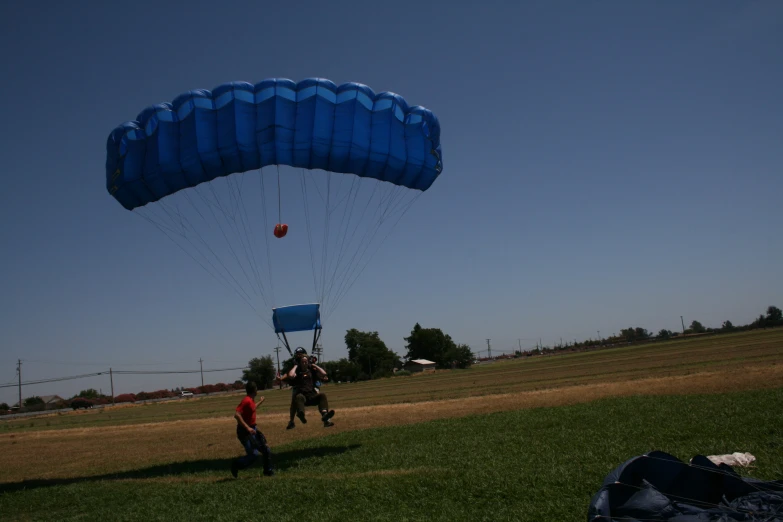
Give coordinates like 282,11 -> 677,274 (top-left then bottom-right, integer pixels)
106,78 -> 443,211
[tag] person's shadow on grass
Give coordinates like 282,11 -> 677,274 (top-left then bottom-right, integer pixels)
0,444 -> 361,494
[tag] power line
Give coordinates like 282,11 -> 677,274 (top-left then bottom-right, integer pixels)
0,366 -> 248,389
0,371 -> 107,389
112,366 -> 248,375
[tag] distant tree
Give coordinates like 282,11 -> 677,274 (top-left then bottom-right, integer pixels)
24,396 -> 44,407
321,358 -> 361,382
345,329 -> 401,376
242,356 -> 277,390
442,343 -> 474,368
77,389 -> 101,400
403,323 -> 473,369
620,327 -> 650,341
766,306 -> 782,326
114,393 -> 135,403
0,403 -> 9,411
657,329 -> 673,339
689,320 -> 706,333
721,320 -> 734,331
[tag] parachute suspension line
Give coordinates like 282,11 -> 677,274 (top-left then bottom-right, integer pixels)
299,170 -> 320,301
197,183 -> 267,304
160,179 -> 273,317
132,210 -> 272,330
324,184 -> 390,308
328,185 -> 419,317
322,176 -> 360,305
259,170 -> 276,306
213,177 -> 271,305
319,171 -> 333,306
178,189 -> 259,306
184,184 -> 269,309
320,180 -> 381,312
324,171 -> 347,304
320,178 -> 367,310
276,164 -> 282,225
227,172 -> 269,303
136,198 -> 258,309
327,190 -> 421,320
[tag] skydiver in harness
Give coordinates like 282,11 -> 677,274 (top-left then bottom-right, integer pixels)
283,349 -> 323,429
282,348 -> 334,429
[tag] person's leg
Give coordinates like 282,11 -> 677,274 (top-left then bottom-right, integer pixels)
305,393 -> 335,426
231,429 -> 258,477
287,395 -> 297,429
253,430 -> 274,476
294,393 -> 307,423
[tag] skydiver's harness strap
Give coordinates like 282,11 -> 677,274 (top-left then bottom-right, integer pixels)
276,328 -> 322,357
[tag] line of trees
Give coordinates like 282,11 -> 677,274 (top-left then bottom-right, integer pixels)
239,323 -> 476,388
1,381 -> 249,414
7,305 -> 777,412
523,305 -> 782,356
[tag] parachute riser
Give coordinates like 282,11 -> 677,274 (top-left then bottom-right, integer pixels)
312,328 -> 322,355
277,332 -> 293,357
275,328 -> 321,358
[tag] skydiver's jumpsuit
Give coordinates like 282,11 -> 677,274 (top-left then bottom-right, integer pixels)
291,366 -> 329,416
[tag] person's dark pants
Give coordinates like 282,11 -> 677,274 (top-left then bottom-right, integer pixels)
295,392 -> 329,415
235,425 -> 273,473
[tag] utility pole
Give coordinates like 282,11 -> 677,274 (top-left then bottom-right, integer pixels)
17,359 -> 22,410
486,339 -> 491,358
274,346 -> 282,389
199,358 -> 204,387
312,343 -> 323,362
109,368 -> 115,405
680,316 -> 686,334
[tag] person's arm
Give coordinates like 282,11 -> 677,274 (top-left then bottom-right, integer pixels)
234,408 -> 255,434
286,365 -> 298,380
311,364 -> 328,380
255,396 -> 265,408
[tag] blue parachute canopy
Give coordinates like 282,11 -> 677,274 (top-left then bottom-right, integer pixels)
106,78 -> 443,210
272,303 -> 322,334
588,451 -> 783,521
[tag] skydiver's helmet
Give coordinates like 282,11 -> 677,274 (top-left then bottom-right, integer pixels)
294,347 -> 307,357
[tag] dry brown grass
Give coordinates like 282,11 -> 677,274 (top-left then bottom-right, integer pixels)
4,329 -> 779,434
2,361 -> 781,485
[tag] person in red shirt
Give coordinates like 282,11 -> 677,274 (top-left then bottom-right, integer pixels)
231,381 -> 274,478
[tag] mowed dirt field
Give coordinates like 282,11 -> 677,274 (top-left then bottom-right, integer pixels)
1,329 -> 781,485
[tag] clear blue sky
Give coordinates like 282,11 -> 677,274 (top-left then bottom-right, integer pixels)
1,1 -> 781,404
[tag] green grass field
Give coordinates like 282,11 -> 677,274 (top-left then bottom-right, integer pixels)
1,329 -> 781,521
1,389 -> 781,521
2,329 -> 781,433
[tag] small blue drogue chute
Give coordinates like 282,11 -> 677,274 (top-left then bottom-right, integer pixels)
272,303 -> 322,356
